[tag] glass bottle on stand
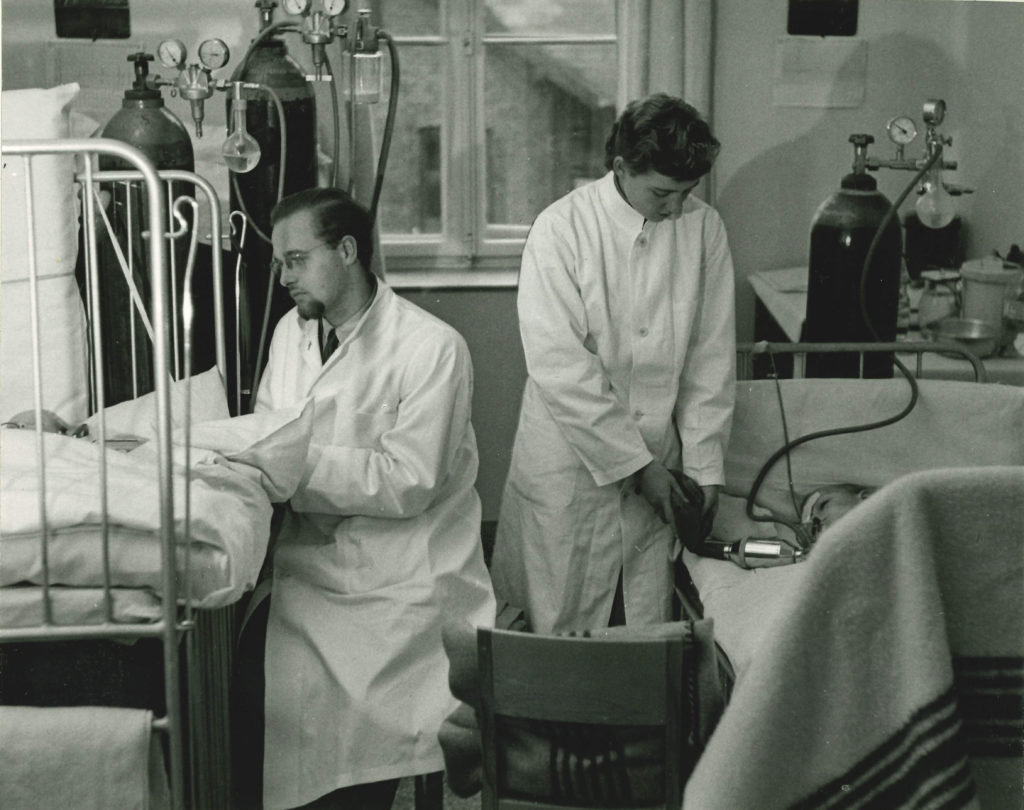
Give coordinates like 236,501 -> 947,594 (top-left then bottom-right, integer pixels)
918,268 -> 961,339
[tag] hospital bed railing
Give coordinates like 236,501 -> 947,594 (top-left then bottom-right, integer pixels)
88,157 -> 235,810
0,137 -> 185,808
0,137 -> 231,810
92,164 -> 234,810
736,340 -> 988,383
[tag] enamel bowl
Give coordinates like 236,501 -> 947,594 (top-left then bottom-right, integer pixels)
930,317 -> 999,359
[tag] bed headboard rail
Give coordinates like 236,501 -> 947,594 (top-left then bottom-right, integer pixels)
736,340 -> 987,382
0,137 -> 190,810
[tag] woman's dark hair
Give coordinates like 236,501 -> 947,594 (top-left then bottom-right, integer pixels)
604,93 -> 720,181
270,187 -> 374,272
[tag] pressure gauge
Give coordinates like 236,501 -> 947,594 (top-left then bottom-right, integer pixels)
157,39 -> 187,69
324,0 -> 349,15
282,0 -> 311,15
198,38 -> 231,70
886,115 -> 918,146
923,99 -> 947,126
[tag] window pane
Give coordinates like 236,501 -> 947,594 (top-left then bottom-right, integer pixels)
484,42 -> 616,227
379,0 -> 440,36
370,45 -> 443,235
484,0 -> 616,36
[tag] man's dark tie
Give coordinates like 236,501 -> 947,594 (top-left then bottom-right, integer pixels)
321,327 -> 339,363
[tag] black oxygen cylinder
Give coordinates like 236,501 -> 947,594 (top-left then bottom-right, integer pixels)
230,30 -> 317,407
94,52 -> 197,406
803,167 -> 902,378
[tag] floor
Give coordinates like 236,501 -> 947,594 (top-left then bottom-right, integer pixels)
392,775 -> 478,810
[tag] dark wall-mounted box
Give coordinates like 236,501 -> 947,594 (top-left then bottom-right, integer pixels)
54,0 -> 131,40
787,0 -> 858,37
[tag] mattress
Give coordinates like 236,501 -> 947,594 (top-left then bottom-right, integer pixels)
0,586 -> 162,628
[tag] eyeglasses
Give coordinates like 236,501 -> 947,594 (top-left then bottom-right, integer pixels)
270,241 -> 335,277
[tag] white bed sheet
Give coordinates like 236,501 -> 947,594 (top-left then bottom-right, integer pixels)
684,493 -> 809,676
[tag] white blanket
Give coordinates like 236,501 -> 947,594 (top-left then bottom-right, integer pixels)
0,400 -> 313,609
0,705 -> 170,810
684,467 -> 1024,810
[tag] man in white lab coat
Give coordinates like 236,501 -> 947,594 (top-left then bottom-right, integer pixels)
255,188 -> 496,810
490,93 -> 736,635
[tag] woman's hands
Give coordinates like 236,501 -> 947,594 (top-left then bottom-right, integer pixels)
635,460 -> 719,538
700,484 -> 720,524
636,459 -> 687,533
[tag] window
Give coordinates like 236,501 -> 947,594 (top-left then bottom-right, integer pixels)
417,125 -> 442,233
371,0 -> 631,283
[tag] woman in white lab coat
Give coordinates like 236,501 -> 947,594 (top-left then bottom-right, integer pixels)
255,188 -> 495,810
490,94 -> 736,635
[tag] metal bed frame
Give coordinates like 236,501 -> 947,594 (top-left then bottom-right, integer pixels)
0,138 -> 229,810
736,340 -> 988,383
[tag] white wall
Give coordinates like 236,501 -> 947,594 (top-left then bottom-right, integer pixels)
712,0 -> 1024,339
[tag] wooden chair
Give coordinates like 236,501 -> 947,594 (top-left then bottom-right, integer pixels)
477,627 -> 688,810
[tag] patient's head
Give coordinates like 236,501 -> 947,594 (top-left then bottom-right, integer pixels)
3,409 -> 87,437
801,483 -> 877,539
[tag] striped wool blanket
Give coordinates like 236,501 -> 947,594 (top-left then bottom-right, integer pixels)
684,466 -> 1023,810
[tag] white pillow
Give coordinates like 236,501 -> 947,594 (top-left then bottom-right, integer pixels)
83,366 -> 231,443
1,83 -> 89,422
725,378 -> 1024,517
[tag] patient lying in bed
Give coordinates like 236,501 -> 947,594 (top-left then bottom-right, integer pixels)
0,369 -> 314,610
3,409 -> 88,437
681,482 -> 879,677
800,482 -> 877,542
695,481 -> 877,559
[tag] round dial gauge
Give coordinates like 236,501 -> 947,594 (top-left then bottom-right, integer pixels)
923,99 -> 946,126
886,115 -> 918,146
324,0 -> 349,15
157,39 -> 187,69
282,0 -> 311,14
198,38 -> 231,70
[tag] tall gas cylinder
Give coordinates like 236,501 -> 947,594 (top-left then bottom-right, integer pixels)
94,52 -> 196,405
803,135 -> 902,378
100,53 -> 194,172
231,5 -> 318,406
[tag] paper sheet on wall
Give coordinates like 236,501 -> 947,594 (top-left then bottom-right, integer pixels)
773,37 -> 867,108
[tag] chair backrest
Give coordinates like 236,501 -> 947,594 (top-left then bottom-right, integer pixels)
477,627 -> 687,810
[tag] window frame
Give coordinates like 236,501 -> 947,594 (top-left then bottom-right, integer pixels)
382,0 -> 641,287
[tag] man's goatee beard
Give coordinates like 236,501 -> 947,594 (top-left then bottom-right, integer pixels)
299,300 -> 326,320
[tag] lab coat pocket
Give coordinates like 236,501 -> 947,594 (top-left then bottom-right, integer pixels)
329,518 -> 426,594
332,406 -> 399,450
507,402 -> 580,508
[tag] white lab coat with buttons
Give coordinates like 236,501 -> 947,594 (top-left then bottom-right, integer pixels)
255,281 -> 495,810
490,172 -> 735,635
